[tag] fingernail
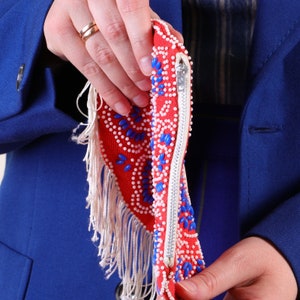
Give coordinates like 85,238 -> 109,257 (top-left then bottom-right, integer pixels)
140,56 -> 153,76
114,101 -> 131,116
177,279 -> 197,294
133,94 -> 149,107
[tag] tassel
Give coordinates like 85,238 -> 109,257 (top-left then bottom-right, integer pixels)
74,82 -> 156,300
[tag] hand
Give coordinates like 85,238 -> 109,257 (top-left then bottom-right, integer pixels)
44,0 -> 155,116
175,237 -> 298,300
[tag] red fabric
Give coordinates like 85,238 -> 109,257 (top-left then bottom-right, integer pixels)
96,20 -> 204,299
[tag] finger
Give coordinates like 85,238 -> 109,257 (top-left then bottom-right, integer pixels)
45,2 -> 132,115
84,31 -> 150,108
70,0 -> 150,109
175,239 -> 264,300
116,0 -> 153,75
88,0 -> 151,90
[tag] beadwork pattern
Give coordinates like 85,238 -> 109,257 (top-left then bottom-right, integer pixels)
150,20 -> 205,299
96,19 -> 204,300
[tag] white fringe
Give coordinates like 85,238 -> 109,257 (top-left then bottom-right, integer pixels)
74,83 -> 156,300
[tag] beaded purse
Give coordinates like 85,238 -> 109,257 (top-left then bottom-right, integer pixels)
76,19 -> 205,300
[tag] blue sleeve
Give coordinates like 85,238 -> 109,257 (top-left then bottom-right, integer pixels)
243,0 -> 300,288
246,196 -> 300,289
0,0 -> 81,153
0,0 -> 183,154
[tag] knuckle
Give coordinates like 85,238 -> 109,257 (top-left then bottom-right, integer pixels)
120,82 -> 137,98
117,0 -> 147,13
225,245 -> 248,271
90,44 -> 115,66
126,67 -> 141,80
131,36 -> 148,51
200,270 -> 220,293
81,61 -> 101,78
101,87 -> 120,104
104,21 -> 127,42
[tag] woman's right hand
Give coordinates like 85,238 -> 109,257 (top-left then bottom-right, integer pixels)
44,0 -> 155,116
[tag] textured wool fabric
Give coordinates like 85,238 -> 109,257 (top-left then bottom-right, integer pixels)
76,20 -> 204,300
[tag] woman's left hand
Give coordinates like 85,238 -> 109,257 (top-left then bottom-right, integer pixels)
175,237 -> 298,300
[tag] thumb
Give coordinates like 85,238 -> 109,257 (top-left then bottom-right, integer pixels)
175,238 -> 264,300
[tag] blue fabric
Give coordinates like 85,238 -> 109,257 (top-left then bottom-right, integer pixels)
0,0 -> 77,153
0,241 -> 32,300
0,0 -> 300,298
186,105 -> 241,266
186,105 -> 241,300
240,0 -> 300,287
0,133 -> 121,299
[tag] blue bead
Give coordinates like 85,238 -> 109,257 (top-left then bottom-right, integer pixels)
189,222 -> 196,231
155,182 -> 164,192
132,106 -> 140,113
129,110 -> 138,118
155,61 -> 161,69
126,128 -> 133,137
118,154 -> 127,161
183,262 -> 193,278
134,116 -> 142,123
180,206 -> 187,213
145,165 -> 151,172
124,164 -> 131,172
163,134 -> 172,146
119,120 -> 129,129
151,57 -> 158,68
158,165 -> 163,172
175,271 -> 181,282
150,139 -> 154,150
179,217 -> 189,229
140,132 -> 146,140
129,132 -> 136,139
159,153 -> 165,161
145,195 -> 153,203
134,134 -> 141,142
142,183 -> 149,189
114,113 -> 122,119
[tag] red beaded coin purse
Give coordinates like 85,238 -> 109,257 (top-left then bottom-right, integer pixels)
76,19 -> 205,300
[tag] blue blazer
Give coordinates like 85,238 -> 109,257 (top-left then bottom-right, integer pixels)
0,0 -> 299,299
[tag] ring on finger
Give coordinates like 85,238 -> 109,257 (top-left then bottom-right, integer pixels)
79,21 -> 99,41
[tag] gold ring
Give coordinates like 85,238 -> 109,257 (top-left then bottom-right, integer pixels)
79,21 -> 99,41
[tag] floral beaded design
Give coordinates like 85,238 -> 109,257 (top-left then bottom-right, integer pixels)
92,19 -> 204,300
150,20 -> 205,299
98,102 -> 155,221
